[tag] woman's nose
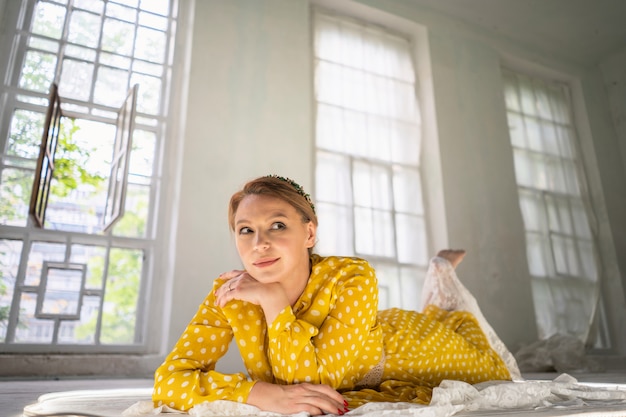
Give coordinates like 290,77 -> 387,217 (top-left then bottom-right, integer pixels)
254,232 -> 270,250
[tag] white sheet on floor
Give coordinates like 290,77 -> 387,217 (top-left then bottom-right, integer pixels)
23,374 -> 626,417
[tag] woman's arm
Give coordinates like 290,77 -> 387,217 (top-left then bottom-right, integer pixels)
152,283 -> 255,411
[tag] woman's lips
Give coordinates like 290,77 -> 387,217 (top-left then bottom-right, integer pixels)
253,258 -> 279,268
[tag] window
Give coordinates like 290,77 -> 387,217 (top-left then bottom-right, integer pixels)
313,11 -> 429,310
502,69 -> 606,346
0,0 -> 177,351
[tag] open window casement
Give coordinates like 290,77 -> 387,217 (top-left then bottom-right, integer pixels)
29,83 -> 62,228
102,84 -> 139,232
29,83 -> 139,232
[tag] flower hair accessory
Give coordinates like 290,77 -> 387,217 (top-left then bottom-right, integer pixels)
266,174 -> 316,214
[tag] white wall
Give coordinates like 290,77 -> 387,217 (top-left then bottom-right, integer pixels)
166,0 -> 314,370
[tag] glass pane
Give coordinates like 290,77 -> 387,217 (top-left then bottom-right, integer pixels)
315,152 -> 352,205
59,59 -> 94,101
390,120 -> 420,165
139,11 -> 169,31
70,245 -> 106,289
106,2 -> 137,23
94,66 -> 129,107
129,129 -> 155,177
518,190 -> 547,232
58,295 -> 101,344
26,242 -> 66,286
316,104 -> 345,153
578,240 -> 598,283
518,75 -> 537,116
354,207 -> 394,257
401,266 -> 424,307
65,44 -> 97,61
15,293 -> 54,343
140,0 -> 170,16
130,73 -> 161,114
354,207 -> 374,255
41,266 -> 84,316
539,121 -> 560,156
112,183 -> 149,238
8,109 -> 46,159
315,60 -> 342,106
570,200 -> 591,239
102,18 -> 135,56
373,262 -> 400,310
133,59 -> 163,77
31,2 -> 66,39
524,116 -> 543,153
0,167 -> 33,227
395,213 -> 427,265
74,0 -> 105,14
314,15 -> 341,61
135,27 -> 166,63
100,52 -> 131,70
101,248 -> 143,344
0,240 -> 23,342
19,50 -> 57,92
315,203 -> 354,257
556,126 -> 576,159
507,112 -> 525,148
526,233 -> 551,277
393,167 -> 423,215
551,235 -> 578,276
68,9 -> 101,48
28,36 -> 59,53
352,162 -> 391,210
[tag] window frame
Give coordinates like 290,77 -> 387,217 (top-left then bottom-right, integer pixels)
0,0 -> 185,359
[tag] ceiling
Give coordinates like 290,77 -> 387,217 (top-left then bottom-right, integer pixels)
406,0 -> 626,66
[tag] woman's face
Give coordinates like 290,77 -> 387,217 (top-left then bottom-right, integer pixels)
233,194 -> 316,285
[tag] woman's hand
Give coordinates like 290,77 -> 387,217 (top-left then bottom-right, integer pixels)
214,270 -> 289,323
247,381 -> 349,416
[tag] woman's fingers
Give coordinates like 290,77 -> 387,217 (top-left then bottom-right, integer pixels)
248,382 -> 348,416
219,269 -> 245,279
287,383 -> 348,415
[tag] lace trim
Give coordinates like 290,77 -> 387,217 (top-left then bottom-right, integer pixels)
355,352 -> 386,389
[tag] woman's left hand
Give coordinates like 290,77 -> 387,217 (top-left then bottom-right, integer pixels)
214,270 -> 288,322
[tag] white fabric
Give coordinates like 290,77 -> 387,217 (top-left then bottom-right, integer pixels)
22,374 -> 626,417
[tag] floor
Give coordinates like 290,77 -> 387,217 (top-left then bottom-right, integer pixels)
0,378 -> 153,417
2,372 -> 626,417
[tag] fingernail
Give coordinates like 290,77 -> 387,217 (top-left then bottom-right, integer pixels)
344,406 -> 350,413
337,408 -> 344,415
343,400 -> 348,406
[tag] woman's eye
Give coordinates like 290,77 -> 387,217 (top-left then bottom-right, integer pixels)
271,222 -> 286,230
239,227 -> 253,235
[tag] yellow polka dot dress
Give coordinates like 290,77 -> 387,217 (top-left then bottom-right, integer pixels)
153,255 -> 511,411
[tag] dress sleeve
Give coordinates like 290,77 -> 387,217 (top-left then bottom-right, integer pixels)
266,258 -> 379,388
152,280 -> 256,411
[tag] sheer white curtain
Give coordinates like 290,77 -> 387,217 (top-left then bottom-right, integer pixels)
502,69 -> 604,346
313,11 -> 428,310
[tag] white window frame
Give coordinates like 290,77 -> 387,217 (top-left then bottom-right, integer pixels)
0,0 -> 190,365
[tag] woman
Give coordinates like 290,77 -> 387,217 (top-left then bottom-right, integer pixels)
153,175 -> 515,416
